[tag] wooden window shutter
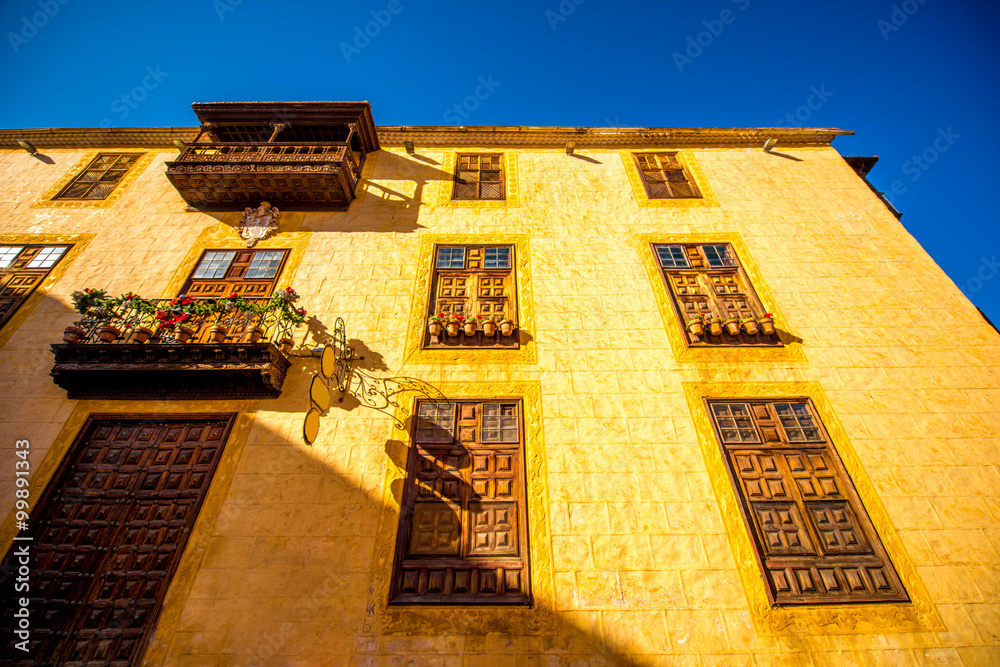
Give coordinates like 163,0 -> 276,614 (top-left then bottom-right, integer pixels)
426,244 -> 517,349
453,153 -> 505,200
0,415 -> 236,663
181,248 -> 289,298
634,152 -> 701,199
54,153 -> 142,200
0,244 -> 72,329
708,399 -> 909,606
654,243 -> 779,347
390,399 -> 530,605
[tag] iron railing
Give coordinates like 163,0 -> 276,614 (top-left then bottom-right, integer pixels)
66,297 -> 298,347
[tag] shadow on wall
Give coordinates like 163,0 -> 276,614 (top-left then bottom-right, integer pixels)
198,419 -> 647,664
306,150 -> 458,234
16,416 -> 635,663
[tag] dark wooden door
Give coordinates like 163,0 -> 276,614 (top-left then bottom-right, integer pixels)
0,414 -> 235,665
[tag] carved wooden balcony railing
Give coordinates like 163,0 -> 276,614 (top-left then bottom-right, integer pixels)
166,142 -> 362,211
165,101 -> 380,211
51,298 -> 297,400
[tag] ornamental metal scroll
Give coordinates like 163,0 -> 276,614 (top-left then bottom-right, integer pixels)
303,317 -> 447,445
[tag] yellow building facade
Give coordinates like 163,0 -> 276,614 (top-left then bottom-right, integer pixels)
1,107 -> 998,664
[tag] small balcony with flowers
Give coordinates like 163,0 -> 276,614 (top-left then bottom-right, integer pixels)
51,288 -> 308,400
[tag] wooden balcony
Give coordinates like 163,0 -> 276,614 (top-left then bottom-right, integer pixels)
51,298 -> 296,400
165,101 -> 380,211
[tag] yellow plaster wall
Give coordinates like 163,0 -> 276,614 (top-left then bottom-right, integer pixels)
0,142 -> 998,665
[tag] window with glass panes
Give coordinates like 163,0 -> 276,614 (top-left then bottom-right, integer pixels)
453,154 -> 504,200
426,244 -> 517,348
53,153 -> 142,200
181,249 -> 288,298
707,398 -> 908,606
653,242 -> 778,347
0,244 -> 71,329
390,399 -> 530,605
634,152 -> 701,199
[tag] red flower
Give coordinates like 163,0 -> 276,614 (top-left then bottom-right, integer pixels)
455,315 -> 464,321
437,313 -> 445,318
227,292 -> 239,300
298,308 -> 307,315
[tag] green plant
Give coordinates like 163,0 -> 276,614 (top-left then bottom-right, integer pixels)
267,287 -> 308,325
70,288 -> 112,323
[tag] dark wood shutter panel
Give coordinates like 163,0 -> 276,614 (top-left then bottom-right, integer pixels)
390,400 -> 530,605
634,152 -> 701,199
0,414 -> 235,665
655,243 -> 780,347
55,153 -> 141,200
710,399 -> 908,606
0,245 -> 72,329
426,245 -> 518,349
453,153 -> 505,200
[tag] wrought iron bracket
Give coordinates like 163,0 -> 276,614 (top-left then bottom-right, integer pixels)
303,317 -> 445,444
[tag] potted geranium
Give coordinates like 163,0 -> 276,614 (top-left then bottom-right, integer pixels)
499,319 -> 516,337
153,295 -> 211,343
686,314 -> 706,336
464,315 -> 481,336
758,312 -> 775,336
116,293 -> 156,343
740,316 -> 759,335
428,313 -> 447,337
482,317 -> 497,337
706,316 -> 723,336
446,315 -> 463,337
723,317 -> 741,336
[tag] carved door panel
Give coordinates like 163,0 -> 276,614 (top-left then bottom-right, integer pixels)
0,245 -> 71,329
0,415 -> 235,665
710,400 -> 908,605
391,400 -> 529,604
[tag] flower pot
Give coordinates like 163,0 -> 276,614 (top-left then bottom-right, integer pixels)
132,326 -> 154,344
463,322 -> 478,336
687,320 -> 705,336
758,317 -> 775,336
500,320 -> 515,337
63,325 -> 86,344
723,318 -> 741,336
482,320 -> 497,337
278,337 -> 295,354
741,319 -> 759,336
175,325 -> 197,343
428,322 -> 443,337
707,318 -> 723,336
98,325 -> 121,343
446,322 -> 461,337
244,326 -> 265,343
209,325 -> 228,343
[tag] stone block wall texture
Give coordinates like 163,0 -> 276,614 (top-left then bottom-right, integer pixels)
1,141 -> 998,665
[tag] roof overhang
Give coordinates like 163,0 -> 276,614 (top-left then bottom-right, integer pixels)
0,125 -> 853,150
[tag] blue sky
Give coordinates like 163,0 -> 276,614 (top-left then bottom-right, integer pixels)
3,0 -> 998,322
